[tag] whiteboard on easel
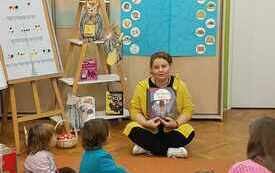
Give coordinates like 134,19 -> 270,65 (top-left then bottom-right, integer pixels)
0,59 -> 7,90
0,0 -> 63,83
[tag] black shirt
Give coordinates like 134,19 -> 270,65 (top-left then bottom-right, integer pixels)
148,76 -> 175,88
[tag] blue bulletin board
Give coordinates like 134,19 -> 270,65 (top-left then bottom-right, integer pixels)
121,0 -> 219,57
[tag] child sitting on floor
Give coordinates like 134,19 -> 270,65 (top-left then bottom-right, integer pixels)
228,116 -> 275,173
80,118 -> 129,173
24,123 -> 76,173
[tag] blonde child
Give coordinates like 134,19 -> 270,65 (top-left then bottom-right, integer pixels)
80,118 -> 129,173
228,116 -> 275,173
24,123 -> 76,173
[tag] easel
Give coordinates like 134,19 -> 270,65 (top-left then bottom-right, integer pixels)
5,79 -> 69,154
0,0 -> 69,154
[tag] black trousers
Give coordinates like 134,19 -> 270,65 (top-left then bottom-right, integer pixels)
128,125 -> 195,156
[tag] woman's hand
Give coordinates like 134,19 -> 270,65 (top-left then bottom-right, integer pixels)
144,117 -> 161,129
160,117 -> 178,129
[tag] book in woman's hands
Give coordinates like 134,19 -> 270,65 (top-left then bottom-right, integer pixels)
147,87 -> 177,119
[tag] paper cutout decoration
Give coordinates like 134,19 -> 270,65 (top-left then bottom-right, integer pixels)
196,44 -> 206,54
121,2 -> 132,12
130,27 -> 141,37
129,44 -> 140,54
122,35 -> 132,45
205,18 -> 216,29
132,0 -> 142,5
196,10 -> 206,20
122,18 -> 132,29
207,1 -> 217,12
131,10 -> 141,21
197,0 -> 206,4
195,27 -> 206,37
205,35 -> 215,45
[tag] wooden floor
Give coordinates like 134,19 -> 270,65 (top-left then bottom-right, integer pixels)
1,108 -> 275,173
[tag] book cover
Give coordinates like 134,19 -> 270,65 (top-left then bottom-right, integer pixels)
106,91 -> 123,115
147,87 -> 177,118
80,58 -> 97,81
76,96 -> 96,126
66,94 -> 96,129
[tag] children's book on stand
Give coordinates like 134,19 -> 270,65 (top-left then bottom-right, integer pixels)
105,91 -> 123,115
80,58 -> 97,80
66,94 -> 96,129
147,87 -> 177,119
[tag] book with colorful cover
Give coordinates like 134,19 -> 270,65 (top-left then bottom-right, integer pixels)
106,91 -> 123,115
147,87 -> 177,118
80,58 -> 97,81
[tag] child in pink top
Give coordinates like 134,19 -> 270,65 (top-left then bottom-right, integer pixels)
229,117 -> 275,173
229,159 -> 271,173
24,123 -> 76,173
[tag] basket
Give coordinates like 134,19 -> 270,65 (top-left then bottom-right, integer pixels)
55,120 -> 78,149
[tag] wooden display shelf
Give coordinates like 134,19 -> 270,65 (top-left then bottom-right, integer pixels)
67,38 -> 105,46
51,108 -> 129,122
59,74 -> 120,86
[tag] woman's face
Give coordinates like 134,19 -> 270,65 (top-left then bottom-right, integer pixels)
150,58 -> 171,81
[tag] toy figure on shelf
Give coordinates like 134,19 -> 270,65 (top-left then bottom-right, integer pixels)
103,24 -> 123,66
80,0 -> 103,42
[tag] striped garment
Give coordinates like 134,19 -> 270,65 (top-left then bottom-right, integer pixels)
229,159 -> 272,173
24,150 -> 57,173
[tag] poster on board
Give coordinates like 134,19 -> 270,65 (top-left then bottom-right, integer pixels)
121,0 -> 219,57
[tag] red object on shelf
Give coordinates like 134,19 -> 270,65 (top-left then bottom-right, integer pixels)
1,149 -> 17,173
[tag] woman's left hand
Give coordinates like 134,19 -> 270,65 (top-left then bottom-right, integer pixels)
160,117 -> 178,129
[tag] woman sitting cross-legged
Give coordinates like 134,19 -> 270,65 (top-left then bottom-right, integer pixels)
123,51 -> 195,158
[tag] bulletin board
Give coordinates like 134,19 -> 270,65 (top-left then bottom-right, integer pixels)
121,0 -> 219,57
108,0 -> 224,119
0,0 -> 63,84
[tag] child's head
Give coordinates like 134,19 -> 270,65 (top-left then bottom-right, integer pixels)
81,118 -> 109,150
247,116 -> 275,172
194,169 -> 215,173
27,123 -> 56,155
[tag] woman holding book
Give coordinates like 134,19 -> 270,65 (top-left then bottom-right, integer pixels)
123,51 -> 195,158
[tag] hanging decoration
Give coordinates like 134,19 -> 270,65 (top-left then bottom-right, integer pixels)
103,24 -> 123,66
80,0 -> 104,42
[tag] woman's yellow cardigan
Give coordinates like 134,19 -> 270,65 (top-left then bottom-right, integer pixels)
123,75 -> 194,137
130,75 -> 194,120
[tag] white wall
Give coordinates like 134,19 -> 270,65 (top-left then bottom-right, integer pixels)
230,0 -> 275,107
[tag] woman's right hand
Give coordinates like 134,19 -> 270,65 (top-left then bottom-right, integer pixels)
144,117 -> 161,129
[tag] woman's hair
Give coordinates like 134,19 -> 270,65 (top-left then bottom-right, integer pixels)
81,118 -> 109,150
247,116 -> 275,172
27,123 -> 55,155
150,51 -> 173,68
